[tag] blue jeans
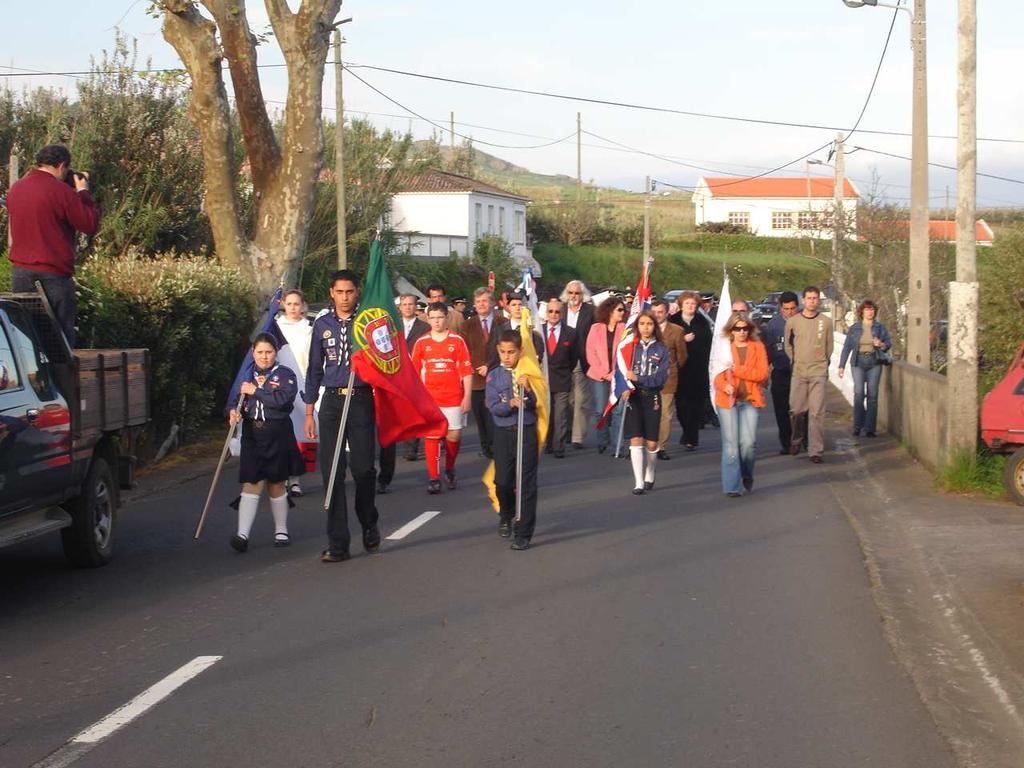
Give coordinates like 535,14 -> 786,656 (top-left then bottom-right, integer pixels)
851,356 -> 882,433
719,400 -> 759,494
590,379 -> 624,452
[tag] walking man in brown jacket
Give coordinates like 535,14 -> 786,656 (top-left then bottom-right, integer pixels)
784,286 -> 834,463
651,299 -> 688,460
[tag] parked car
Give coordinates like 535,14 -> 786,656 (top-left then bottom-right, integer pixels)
0,289 -> 150,566
760,291 -> 786,306
753,303 -> 777,325
663,289 -> 700,306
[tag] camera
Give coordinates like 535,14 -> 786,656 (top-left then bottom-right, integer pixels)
64,169 -> 89,189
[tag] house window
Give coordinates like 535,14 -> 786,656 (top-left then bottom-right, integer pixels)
514,210 -> 525,245
727,211 -> 750,230
487,205 -> 495,234
475,203 -> 482,238
498,206 -> 506,237
771,211 -> 794,230
797,210 -> 816,230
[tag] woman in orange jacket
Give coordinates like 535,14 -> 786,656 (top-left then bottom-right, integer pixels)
713,313 -> 769,497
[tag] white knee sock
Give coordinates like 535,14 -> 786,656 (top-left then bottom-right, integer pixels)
270,493 -> 289,536
630,445 -> 645,489
237,492 -> 260,539
645,449 -> 659,484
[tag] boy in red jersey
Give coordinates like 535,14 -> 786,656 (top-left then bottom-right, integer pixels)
411,303 -> 474,493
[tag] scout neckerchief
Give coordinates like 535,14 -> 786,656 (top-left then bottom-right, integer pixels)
250,363 -> 280,421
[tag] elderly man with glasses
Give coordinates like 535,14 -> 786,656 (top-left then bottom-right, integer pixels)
540,298 -> 579,458
560,280 -> 595,448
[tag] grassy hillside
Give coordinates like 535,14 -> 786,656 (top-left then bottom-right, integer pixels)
535,239 -> 828,301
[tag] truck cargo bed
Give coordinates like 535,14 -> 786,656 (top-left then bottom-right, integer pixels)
74,349 -> 150,432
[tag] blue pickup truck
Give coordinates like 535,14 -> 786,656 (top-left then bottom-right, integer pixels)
0,290 -> 149,566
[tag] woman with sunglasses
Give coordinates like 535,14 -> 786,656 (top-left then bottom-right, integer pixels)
585,296 -> 628,453
713,313 -> 769,497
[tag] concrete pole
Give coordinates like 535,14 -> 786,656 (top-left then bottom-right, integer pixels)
947,0 -> 978,459
833,133 -> 845,328
643,175 -> 651,263
450,111 -> 455,152
7,149 -> 18,249
576,112 -> 582,203
907,0 -> 930,368
805,160 -> 816,260
333,29 -> 347,270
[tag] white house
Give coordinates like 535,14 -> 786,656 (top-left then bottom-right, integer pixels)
691,176 -> 860,238
389,169 -> 540,274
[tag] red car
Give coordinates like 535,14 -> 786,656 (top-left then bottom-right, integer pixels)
980,343 -> 1024,505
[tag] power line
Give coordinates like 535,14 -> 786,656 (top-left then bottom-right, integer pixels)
3,61 -> 1023,145
842,4 -> 900,141
852,145 -> 1024,185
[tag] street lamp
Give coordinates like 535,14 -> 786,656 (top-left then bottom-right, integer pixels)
841,0 -> 929,369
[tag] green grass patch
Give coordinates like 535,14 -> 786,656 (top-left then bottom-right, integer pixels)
936,448 -> 1008,499
0,257 -> 10,291
535,242 -> 827,299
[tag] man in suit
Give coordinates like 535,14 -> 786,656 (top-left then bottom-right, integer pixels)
651,299 -> 688,460
460,287 -> 507,458
541,298 -> 578,458
426,283 -> 463,334
561,280 -> 595,448
379,294 -> 432,487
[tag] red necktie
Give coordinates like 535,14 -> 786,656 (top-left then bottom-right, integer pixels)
547,326 -> 557,357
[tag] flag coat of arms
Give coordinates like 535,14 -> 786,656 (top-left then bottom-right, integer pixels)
598,256 -> 654,428
350,240 -> 448,446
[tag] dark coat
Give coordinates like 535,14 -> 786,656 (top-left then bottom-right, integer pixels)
403,317 -> 430,350
676,312 -> 714,398
461,313 -> 509,391
541,323 -> 578,393
567,302 -> 596,373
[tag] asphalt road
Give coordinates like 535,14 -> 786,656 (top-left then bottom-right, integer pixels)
1,410 -> 956,768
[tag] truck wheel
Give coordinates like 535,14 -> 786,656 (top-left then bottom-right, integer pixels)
61,457 -> 117,567
1004,447 -> 1024,507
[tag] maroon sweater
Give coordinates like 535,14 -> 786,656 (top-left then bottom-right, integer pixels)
7,169 -> 100,277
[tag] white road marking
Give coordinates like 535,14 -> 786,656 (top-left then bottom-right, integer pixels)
32,656 -> 222,768
387,510 -> 442,540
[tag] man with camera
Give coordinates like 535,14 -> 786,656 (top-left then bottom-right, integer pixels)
6,144 -> 99,346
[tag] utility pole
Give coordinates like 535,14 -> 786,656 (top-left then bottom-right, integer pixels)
907,0 -> 930,368
332,27 -> 348,270
832,132 -> 845,327
450,111 -> 455,152
805,160 -> 815,260
947,0 -> 978,459
643,175 -> 651,263
576,112 -> 582,203
6,148 -> 18,249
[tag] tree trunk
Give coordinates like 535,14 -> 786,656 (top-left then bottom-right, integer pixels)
161,0 -> 342,296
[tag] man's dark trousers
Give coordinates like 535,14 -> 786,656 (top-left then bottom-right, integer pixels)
378,441 -> 396,487
319,388 -> 378,554
770,367 -> 792,451
493,423 -> 538,541
12,267 -> 76,346
471,388 -> 495,456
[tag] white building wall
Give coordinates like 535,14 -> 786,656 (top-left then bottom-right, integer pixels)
694,193 -> 858,239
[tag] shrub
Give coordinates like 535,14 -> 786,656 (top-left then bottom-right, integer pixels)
978,228 -> 1024,397
75,254 -> 258,443
696,221 -> 749,235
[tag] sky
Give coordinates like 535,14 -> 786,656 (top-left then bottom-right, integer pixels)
2,0 -> 1023,207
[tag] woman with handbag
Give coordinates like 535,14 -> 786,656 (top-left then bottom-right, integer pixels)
838,300 -> 893,438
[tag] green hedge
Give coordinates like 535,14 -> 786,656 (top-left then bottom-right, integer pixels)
979,229 -> 1024,397
75,255 -> 258,442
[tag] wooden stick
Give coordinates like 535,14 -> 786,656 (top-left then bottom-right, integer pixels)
323,368 -> 356,513
194,392 -> 245,540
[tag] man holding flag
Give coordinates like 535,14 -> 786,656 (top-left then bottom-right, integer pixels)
305,243 -> 446,563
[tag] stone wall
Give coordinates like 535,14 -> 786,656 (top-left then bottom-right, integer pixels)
877,361 -> 950,471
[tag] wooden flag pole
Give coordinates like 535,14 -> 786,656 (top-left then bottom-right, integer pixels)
323,368 -> 357,513
194,392 -> 246,540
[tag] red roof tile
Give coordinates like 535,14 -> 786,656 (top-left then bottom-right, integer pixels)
928,219 -> 994,242
698,176 -> 858,199
399,169 -> 528,200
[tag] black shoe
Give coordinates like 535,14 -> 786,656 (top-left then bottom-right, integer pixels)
320,549 -> 351,563
510,538 -> 531,551
644,480 -> 654,491
865,432 -> 877,438
597,445 -> 608,454
273,533 -> 291,548
632,487 -> 645,495
685,444 -> 697,452
658,450 -> 671,461
499,520 -> 512,539
363,525 -> 381,553
482,447 -> 494,459
428,479 -> 442,494
553,450 -> 565,458
230,534 -> 248,553
852,429 -> 861,437
810,455 -> 824,464
376,479 -> 389,494
742,476 -> 754,492
445,470 -> 457,490
572,442 -> 584,450
404,453 -> 419,462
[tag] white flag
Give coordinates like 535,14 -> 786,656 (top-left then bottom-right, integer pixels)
708,273 -> 733,411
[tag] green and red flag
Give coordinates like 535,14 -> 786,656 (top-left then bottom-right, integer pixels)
350,240 -> 448,446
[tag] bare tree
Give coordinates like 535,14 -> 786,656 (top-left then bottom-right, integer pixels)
159,0 -> 343,295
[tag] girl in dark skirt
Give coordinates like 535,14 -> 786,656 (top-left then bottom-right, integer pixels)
229,333 -> 305,552
623,311 -> 669,495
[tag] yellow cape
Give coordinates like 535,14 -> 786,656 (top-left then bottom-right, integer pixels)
482,308 -> 549,512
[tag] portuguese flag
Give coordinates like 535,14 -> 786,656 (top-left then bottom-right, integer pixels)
350,240 -> 448,446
